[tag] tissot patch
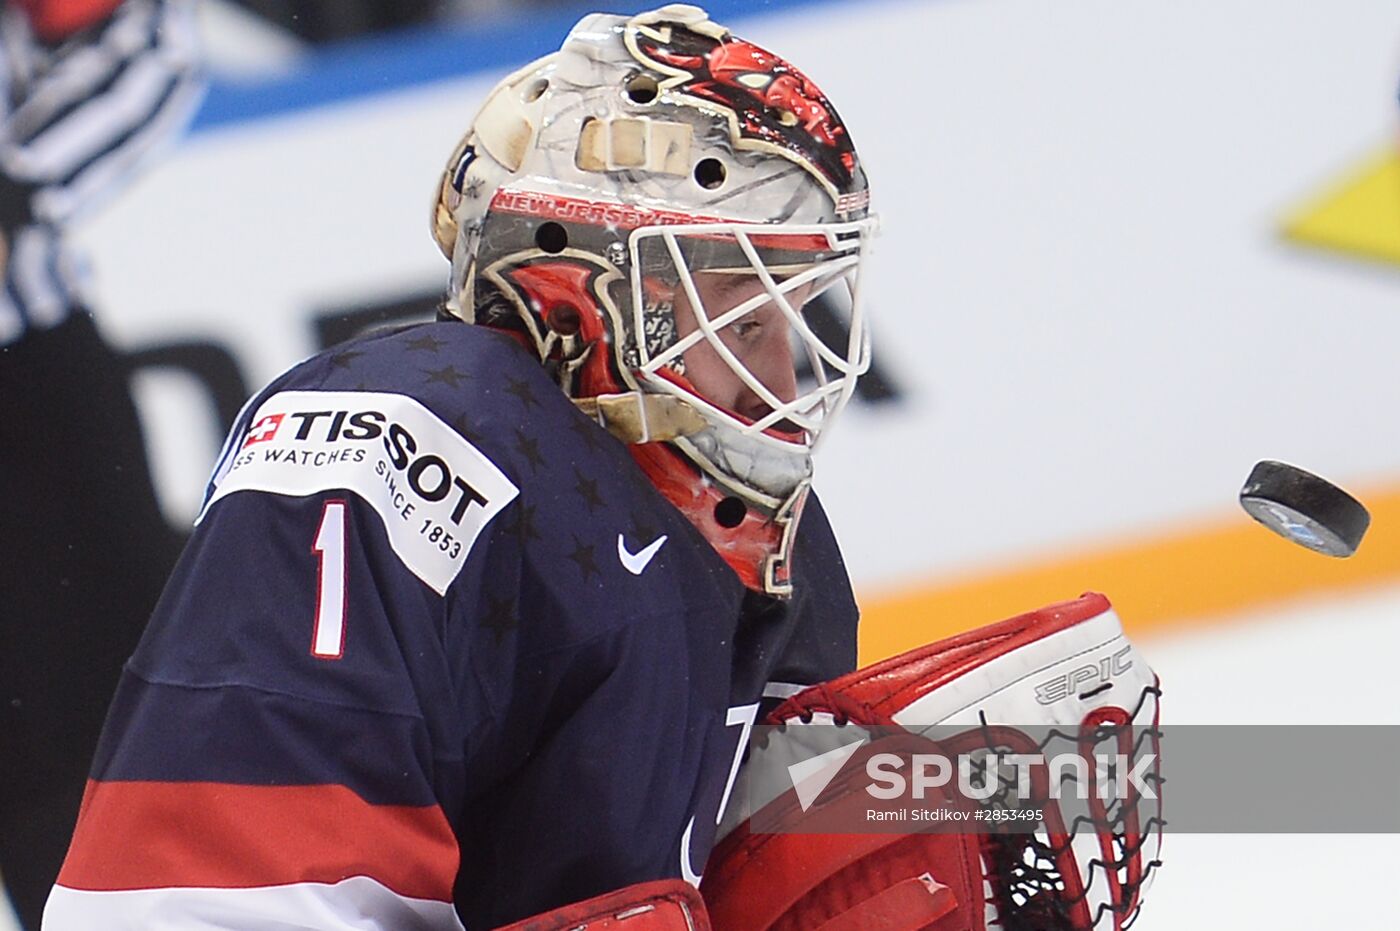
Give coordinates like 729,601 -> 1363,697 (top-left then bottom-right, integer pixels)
202,390 -> 518,594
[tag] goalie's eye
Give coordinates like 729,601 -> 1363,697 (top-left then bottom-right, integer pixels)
730,316 -> 763,340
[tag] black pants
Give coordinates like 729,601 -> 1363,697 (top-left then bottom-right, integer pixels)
0,312 -> 183,929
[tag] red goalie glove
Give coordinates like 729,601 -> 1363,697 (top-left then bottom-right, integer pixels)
702,593 -> 1162,931
496,879 -> 710,931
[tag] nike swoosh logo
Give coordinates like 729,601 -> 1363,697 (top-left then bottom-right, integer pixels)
617,533 -> 668,575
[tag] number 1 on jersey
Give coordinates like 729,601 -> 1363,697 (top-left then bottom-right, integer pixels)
311,500 -> 348,659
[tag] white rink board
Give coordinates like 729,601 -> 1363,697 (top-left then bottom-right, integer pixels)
77,0 -> 1400,588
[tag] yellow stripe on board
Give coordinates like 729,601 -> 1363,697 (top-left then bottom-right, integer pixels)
1282,143 -> 1400,267
856,480 -> 1400,666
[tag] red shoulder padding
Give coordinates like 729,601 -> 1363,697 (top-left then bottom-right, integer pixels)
495,880 -> 710,931
12,0 -> 124,42
779,592 -> 1110,723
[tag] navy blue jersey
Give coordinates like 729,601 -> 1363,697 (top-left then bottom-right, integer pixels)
46,322 -> 858,930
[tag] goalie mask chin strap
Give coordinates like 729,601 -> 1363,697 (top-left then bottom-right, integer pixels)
574,392 -> 708,445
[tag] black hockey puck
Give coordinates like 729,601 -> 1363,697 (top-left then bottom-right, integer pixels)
1238,460 -> 1370,558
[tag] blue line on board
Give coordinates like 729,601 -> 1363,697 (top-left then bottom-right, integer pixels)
193,0 -> 856,134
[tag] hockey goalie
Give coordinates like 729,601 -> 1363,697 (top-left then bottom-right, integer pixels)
42,4 -> 1161,930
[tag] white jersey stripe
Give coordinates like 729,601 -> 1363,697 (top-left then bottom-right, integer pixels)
45,66 -> 204,220
42,876 -> 467,931
761,681 -> 808,701
8,226 -> 66,329
0,0 -> 202,345
18,55 -> 184,186
6,0 -> 161,144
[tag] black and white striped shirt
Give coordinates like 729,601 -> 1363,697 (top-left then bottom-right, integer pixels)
0,0 -> 203,344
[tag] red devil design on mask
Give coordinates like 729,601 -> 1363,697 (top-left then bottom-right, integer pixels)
632,27 -> 860,193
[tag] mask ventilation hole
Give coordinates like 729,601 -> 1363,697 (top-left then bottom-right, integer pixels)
523,78 -> 549,102
547,303 -> 581,335
535,222 -> 568,254
626,73 -> 660,104
694,158 -> 727,190
714,497 -> 747,528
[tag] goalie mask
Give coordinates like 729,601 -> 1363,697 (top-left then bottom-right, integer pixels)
431,3 -> 876,597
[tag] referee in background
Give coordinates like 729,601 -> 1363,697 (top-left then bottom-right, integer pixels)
0,1 -> 203,926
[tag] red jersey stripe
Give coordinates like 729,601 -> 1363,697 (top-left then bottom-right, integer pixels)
57,780 -> 460,902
